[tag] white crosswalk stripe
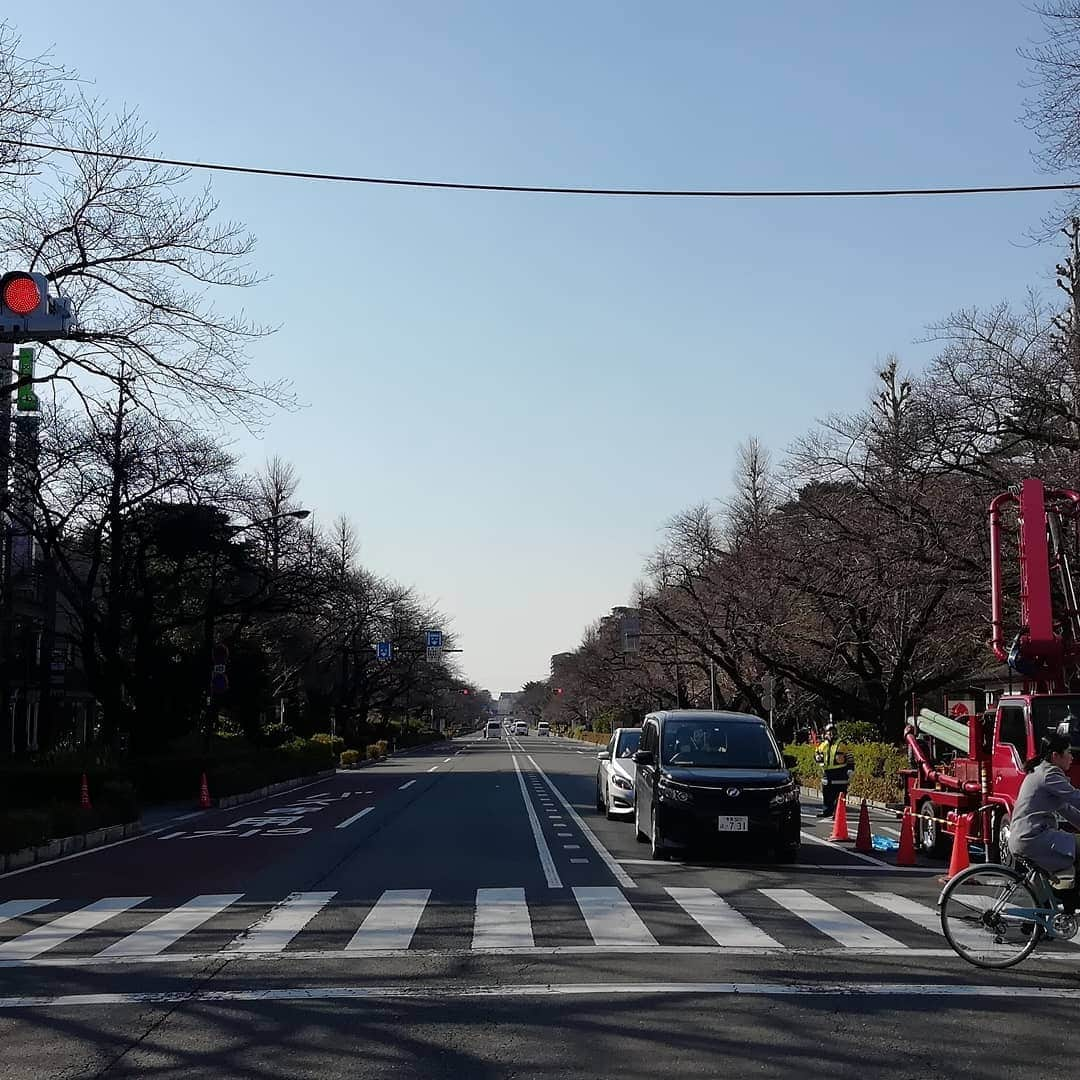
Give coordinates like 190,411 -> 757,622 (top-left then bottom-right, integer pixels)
345,889 -> 430,951
473,888 -> 533,948
0,897 -> 148,960
573,886 -> 657,946
761,888 -> 905,948
228,891 -> 335,954
666,887 -> 782,948
851,891 -> 943,937
0,885 -> 1006,961
98,894 -> 244,957
0,899 -> 56,930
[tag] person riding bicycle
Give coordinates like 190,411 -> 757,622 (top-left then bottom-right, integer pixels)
1010,731 -> 1080,910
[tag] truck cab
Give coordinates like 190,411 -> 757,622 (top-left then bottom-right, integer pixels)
905,693 -> 1080,862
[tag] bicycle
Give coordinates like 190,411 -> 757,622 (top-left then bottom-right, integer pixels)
939,856 -> 1080,969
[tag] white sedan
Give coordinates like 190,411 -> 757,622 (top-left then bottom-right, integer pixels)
595,727 -> 642,819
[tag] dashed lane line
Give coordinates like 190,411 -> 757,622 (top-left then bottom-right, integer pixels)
520,746 -> 635,889
336,807 -> 375,829
511,753 -> 562,889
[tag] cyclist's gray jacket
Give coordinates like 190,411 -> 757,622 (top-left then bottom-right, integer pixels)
1010,762 -> 1080,873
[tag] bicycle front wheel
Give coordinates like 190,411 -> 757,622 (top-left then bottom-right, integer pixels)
940,864 -> 1043,969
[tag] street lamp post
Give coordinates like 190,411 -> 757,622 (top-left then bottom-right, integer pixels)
202,508 -> 310,753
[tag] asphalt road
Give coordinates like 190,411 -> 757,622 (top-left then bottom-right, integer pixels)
1,732 -> 1078,1079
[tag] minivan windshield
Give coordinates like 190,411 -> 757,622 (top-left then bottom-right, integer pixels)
661,719 -> 779,769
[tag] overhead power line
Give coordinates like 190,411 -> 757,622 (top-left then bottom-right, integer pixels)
3,137 -> 1080,199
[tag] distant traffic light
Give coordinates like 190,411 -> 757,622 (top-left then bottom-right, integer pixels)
555,687 -> 564,695
462,689 -> 470,695
0,271 -> 75,342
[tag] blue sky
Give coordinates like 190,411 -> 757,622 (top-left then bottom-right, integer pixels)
11,1 -> 1072,692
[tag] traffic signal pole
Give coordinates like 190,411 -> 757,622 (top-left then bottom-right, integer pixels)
0,342 -> 12,755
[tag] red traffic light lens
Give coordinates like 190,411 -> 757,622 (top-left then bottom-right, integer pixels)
2,274 -> 41,316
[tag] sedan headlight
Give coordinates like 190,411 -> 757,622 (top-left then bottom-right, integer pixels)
611,774 -> 633,791
768,783 -> 798,808
658,781 -> 692,804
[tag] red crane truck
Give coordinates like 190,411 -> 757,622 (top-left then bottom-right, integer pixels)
902,477 -> 1080,862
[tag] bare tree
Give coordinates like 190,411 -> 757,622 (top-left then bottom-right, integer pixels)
725,437 -> 777,547
0,26 -> 290,424
1022,2 -> 1080,175
0,23 -> 70,196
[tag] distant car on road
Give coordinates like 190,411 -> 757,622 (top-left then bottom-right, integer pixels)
513,721 -> 528,736
536,722 -> 551,737
484,720 -> 502,739
595,727 -> 641,819
632,710 -> 800,863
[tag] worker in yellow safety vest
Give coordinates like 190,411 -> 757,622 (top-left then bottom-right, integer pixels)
814,723 -> 851,819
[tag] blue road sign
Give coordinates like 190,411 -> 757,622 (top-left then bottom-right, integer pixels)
377,642 -> 393,661
426,630 -> 443,649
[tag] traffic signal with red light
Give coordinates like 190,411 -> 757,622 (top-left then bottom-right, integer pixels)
555,687 -> 563,695
0,271 -> 74,342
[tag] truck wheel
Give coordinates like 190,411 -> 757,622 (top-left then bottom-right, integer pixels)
993,813 -> 1015,867
919,800 -> 947,857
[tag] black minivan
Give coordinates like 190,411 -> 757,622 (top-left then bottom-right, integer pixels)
633,710 -> 800,862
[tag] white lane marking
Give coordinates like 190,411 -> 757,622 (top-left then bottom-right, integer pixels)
0,899 -> 56,929
8,943 -> 1079,969
97,894 -> 243,958
345,890 -> 430,952
6,982 -> 1079,1008
761,889 -> 904,948
473,888 -> 534,949
665,887 -> 781,948
573,887 -> 656,946
563,844 -> 581,850
799,830 -> 918,871
615,859 -> 939,872
0,897 -> 148,960
427,766 -> 439,773
0,771 -> 339,881
557,832 -> 573,838
443,758 -> 452,763
511,754 -> 562,889
852,891 -> 944,937
526,751 -> 636,888
399,780 -> 416,790
227,892 -> 336,953
570,858 -> 589,864
336,807 -> 375,829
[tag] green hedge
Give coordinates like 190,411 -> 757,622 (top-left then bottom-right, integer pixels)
785,741 -> 907,805
571,729 -> 609,746
0,740 -> 335,809
0,780 -> 139,855
394,730 -> 445,750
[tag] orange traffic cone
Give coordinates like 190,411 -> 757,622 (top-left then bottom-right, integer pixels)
829,794 -> 850,842
942,813 -> 971,882
896,808 -> 917,866
854,799 -> 872,853
198,772 -> 211,810
79,773 -> 92,811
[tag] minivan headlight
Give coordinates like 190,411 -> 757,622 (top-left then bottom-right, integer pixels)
769,783 -> 798,808
658,780 -> 692,804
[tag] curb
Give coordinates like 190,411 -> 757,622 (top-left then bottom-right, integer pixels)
0,821 -> 142,874
217,769 -> 337,809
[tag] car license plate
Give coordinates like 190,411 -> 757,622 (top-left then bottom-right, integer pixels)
718,816 -> 748,832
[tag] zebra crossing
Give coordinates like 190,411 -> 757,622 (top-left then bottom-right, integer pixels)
0,884 -> 1073,965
